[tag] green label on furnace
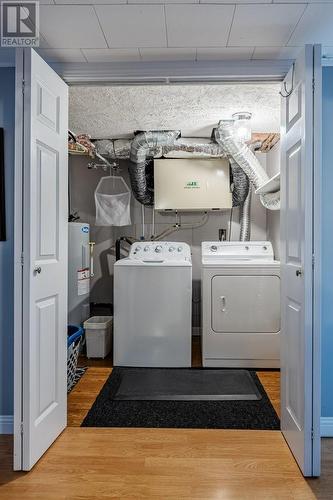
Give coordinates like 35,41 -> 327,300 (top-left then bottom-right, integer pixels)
184,181 -> 200,189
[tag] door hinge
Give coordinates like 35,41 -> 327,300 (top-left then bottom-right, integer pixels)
22,79 -> 25,95
311,428 -> 314,440
20,422 -> 24,435
312,78 -> 315,92
312,255 -> 315,269
20,253 -> 24,267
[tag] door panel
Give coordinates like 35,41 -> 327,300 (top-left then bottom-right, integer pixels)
280,45 -> 321,476
37,143 -> 59,258
36,296 -> 57,420
211,275 -> 280,333
15,48 -> 68,471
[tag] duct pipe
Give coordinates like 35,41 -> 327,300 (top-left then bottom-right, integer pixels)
229,159 -> 249,208
239,187 -> 252,241
95,133 -> 250,208
129,130 -> 180,205
214,121 -> 280,210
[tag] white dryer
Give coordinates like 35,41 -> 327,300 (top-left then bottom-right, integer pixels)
201,241 -> 280,368
114,242 -> 192,367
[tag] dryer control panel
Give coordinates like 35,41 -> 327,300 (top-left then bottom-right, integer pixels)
202,241 -> 275,263
129,241 -> 192,262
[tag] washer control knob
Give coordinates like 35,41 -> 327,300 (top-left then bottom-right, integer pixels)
177,246 -> 183,252
155,245 -> 163,253
210,245 -> 218,252
134,246 -> 141,252
169,246 -> 175,252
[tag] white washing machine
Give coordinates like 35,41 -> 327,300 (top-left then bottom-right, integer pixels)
114,241 -> 192,367
201,241 -> 280,368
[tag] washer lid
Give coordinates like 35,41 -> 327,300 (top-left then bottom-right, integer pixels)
202,241 -> 275,264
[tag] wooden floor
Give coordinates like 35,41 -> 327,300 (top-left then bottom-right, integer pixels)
1,339 -> 330,499
0,429 -> 319,499
69,337 -> 281,426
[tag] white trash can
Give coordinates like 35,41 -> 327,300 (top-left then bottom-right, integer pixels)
84,316 -> 113,358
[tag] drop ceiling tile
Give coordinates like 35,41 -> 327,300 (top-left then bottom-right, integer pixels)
252,46 -> 302,60
273,0 -> 332,2
165,5 -> 235,47
197,47 -> 253,60
83,48 -> 141,62
200,0 -> 269,3
40,5 -> 107,48
140,48 -> 196,61
288,4 -> 333,46
37,48 -> 86,63
229,4 -> 307,47
130,0 -> 198,3
95,5 -> 167,48
55,0 -> 124,3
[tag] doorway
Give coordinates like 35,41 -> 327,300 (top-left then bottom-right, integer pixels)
13,47 -> 322,476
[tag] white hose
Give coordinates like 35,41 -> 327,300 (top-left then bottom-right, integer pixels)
215,121 -> 280,210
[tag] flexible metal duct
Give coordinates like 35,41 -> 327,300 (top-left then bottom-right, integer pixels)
94,132 -> 270,230
214,121 -> 280,210
94,139 -> 132,159
229,159 -> 249,208
239,186 -> 252,241
94,136 -> 257,210
128,131 -> 180,205
162,139 -> 224,158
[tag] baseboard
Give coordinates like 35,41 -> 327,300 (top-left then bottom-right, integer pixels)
1,414 -> 331,436
321,417 -> 333,437
0,415 -> 13,434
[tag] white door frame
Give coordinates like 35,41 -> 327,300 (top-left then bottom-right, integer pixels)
311,44 -> 322,476
13,48 -> 322,475
13,48 -> 24,470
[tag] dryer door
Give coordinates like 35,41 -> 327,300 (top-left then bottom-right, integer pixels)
211,275 -> 280,333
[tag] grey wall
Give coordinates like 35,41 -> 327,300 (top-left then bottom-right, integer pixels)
321,67 -> 333,418
69,153 -> 268,331
0,68 -> 15,416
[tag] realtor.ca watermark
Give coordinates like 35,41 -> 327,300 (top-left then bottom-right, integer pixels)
1,1 -> 39,47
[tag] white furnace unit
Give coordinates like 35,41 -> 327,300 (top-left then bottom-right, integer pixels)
201,241 -> 280,368
114,242 -> 192,367
154,158 -> 232,211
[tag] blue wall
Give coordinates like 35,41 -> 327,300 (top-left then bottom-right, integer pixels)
0,68 -> 15,416
322,67 -> 333,418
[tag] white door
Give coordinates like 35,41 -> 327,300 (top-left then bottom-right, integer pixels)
280,45 -> 321,476
14,49 -> 68,470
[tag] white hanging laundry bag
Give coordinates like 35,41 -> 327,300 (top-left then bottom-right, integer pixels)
95,176 -> 131,226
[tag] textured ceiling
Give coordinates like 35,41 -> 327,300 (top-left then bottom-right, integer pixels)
69,83 -> 281,139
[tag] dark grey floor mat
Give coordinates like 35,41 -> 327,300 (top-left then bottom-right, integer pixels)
81,368 -> 280,430
113,368 -> 261,401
